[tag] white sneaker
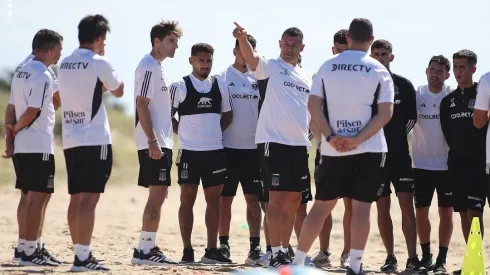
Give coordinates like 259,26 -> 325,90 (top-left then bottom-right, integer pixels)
312,250 -> 332,268
340,253 -> 350,269
255,251 -> 272,267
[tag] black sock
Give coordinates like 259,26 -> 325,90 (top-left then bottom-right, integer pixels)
322,250 -> 331,256
421,242 -> 431,258
249,237 -> 260,251
436,246 -> 448,263
219,236 -> 229,247
266,245 -> 272,253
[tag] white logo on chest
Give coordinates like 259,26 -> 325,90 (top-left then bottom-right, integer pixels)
198,97 -> 212,108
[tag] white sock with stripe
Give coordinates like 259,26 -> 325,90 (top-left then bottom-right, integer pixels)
75,244 -> 91,262
24,241 -> 37,257
138,231 -> 156,255
17,239 -> 26,252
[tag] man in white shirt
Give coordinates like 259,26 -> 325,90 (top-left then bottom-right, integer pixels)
4,31 -> 61,265
170,43 -> 233,264
215,35 -> 265,265
233,23 -> 314,268
292,18 -> 394,275
7,29 -> 63,267
412,55 -> 453,274
58,14 -> 124,272
130,20 -> 182,266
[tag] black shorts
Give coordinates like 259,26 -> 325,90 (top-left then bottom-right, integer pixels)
64,144 -> 113,195
12,155 -> 21,191
413,169 -> 451,208
221,148 -> 261,197
14,153 -> 55,194
261,142 -> 309,193
176,149 -> 227,189
449,158 -> 487,213
315,153 -> 385,203
137,148 -> 173,187
378,153 -> 414,197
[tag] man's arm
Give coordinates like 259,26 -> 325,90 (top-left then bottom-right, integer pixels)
96,58 -> 124,98
404,80 -> 417,134
171,108 -> 179,134
136,97 -> 157,141
473,74 -> 490,129
170,83 -> 183,134
440,99 -> 451,145
309,120 -> 321,142
233,23 -> 259,71
53,92 -> 61,110
308,95 -> 334,138
220,81 -> 233,131
13,76 -> 50,133
221,111 -> 233,131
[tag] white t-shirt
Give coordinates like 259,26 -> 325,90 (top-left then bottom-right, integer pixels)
474,72 -> 490,163
9,54 -> 59,105
250,56 -> 312,147
311,50 -> 394,157
216,65 -> 259,149
171,74 -> 232,151
11,60 -> 55,154
411,85 -> 452,170
58,48 -> 122,149
134,54 -> 173,150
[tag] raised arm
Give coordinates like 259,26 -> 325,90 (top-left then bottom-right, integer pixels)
233,22 -> 259,71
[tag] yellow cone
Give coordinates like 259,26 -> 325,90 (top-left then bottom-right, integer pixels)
462,217 -> 486,275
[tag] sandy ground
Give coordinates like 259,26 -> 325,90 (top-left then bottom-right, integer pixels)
1,183 -> 489,275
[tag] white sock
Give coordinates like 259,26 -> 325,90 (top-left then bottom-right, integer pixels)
75,244 -> 91,262
291,250 -> 307,265
37,237 -> 43,248
138,231 -> 157,254
271,246 -> 283,258
349,249 -> 364,274
24,240 -> 37,256
17,239 -> 26,252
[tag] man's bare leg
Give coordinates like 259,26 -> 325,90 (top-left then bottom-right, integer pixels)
16,192 -> 28,257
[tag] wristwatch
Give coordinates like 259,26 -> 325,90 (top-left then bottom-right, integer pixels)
326,133 -> 336,142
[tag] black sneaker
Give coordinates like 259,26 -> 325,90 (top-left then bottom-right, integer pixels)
347,264 -> 367,275
137,246 -> 178,265
20,248 -> 58,266
285,251 -> 294,262
421,254 -> 435,271
219,244 -> 231,259
268,251 -> 291,269
405,257 -> 428,274
40,244 -> 62,264
131,248 -> 140,264
433,261 -> 448,275
70,252 -> 109,272
380,254 -> 398,273
201,248 -> 233,264
181,247 -> 195,263
13,247 -> 22,261
245,246 -> 265,265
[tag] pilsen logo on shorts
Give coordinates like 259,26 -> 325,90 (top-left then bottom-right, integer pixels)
47,175 -> 54,189
158,169 -> 166,182
271,174 -> 280,186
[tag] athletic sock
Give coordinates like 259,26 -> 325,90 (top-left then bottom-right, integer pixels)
24,241 -> 37,256
219,236 -> 229,247
421,242 -> 431,258
249,237 -> 260,251
292,250 -> 307,265
37,237 -> 43,248
322,250 -> 331,256
271,246 -> 283,258
138,231 -> 157,255
17,239 -> 26,252
75,244 -> 91,262
436,246 -> 448,263
266,245 -> 272,253
287,244 -> 295,256
349,249 -> 364,274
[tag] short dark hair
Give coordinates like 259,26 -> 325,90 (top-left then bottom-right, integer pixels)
348,18 -> 373,43
33,29 -> 63,52
371,39 -> 393,52
78,14 -> 110,44
191,43 -> 214,56
453,49 -> 477,66
281,27 -> 303,42
150,20 -> 183,46
235,34 -> 257,49
428,55 -> 451,72
333,29 -> 348,45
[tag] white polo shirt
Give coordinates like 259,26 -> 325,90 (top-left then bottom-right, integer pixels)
311,50 -> 394,157
11,60 -> 55,154
474,72 -> 490,164
134,54 -> 173,150
411,85 -> 452,170
250,56 -> 312,147
58,48 -> 122,150
9,54 -> 59,105
217,65 -> 260,149
170,74 -> 232,151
